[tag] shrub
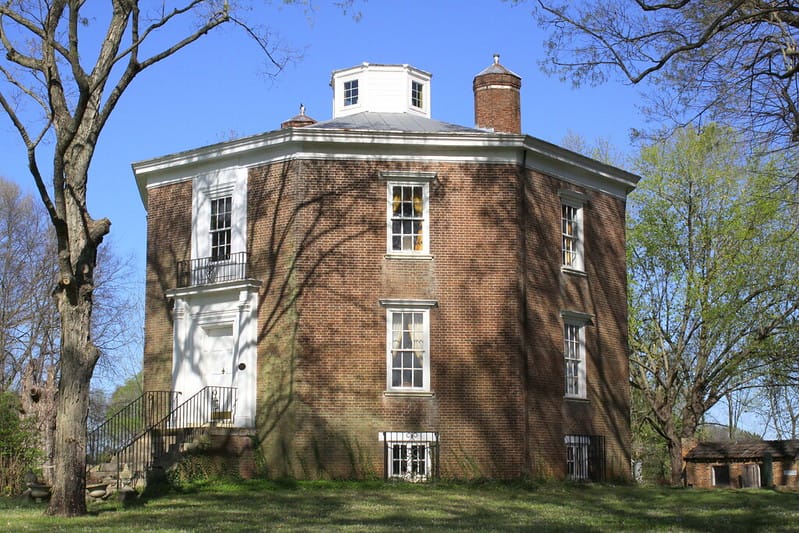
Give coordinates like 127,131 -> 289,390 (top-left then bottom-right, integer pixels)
0,392 -> 42,496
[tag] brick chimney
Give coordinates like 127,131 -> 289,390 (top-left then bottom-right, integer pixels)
473,54 -> 522,134
281,104 -> 317,129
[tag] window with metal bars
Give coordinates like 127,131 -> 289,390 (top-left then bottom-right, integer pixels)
381,431 -> 438,482
565,435 -> 605,481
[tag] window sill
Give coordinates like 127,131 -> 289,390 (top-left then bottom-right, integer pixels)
564,395 -> 589,404
385,253 -> 434,261
561,266 -> 587,278
384,390 -> 436,398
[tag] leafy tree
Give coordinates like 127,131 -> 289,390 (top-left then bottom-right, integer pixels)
0,1 -> 305,514
108,372 -> 144,415
628,123 -> 799,484
530,1 -> 799,155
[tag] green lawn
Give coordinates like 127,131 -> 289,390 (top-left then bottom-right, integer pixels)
2,480 -> 798,532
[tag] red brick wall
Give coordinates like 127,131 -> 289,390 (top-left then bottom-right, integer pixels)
141,152 -> 632,481
518,171 -> 631,480
240,157 -> 630,480
686,460 -> 799,488
143,180 -> 192,394
473,72 -> 522,134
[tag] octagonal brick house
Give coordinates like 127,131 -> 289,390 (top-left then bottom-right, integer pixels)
133,56 -> 639,481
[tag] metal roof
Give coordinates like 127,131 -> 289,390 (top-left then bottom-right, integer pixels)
308,111 -> 484,134
475,54 -> 521,78
685,440 -> 799,461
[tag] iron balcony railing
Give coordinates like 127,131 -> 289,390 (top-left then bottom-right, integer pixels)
177,251 -> 248,288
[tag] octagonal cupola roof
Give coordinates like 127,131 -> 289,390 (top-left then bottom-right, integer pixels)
330,63 -> 432,119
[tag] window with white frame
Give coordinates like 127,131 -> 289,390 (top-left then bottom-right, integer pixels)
344,79 -> 359,106
380,431 -> 438,481
562,310 -> 592,399
387,309 -> 429,391
388,183 -> 428,253
563,319 -> 586,399
559,190 -> 587,271
210,196 -> 232,262
411,80 -> 424,109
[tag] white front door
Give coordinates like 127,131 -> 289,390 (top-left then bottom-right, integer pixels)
171,288 -> 258,429
200,325 -> 236,419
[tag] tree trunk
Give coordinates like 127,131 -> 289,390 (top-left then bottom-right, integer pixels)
667,436 -> 685,486
48,299 -> 98,516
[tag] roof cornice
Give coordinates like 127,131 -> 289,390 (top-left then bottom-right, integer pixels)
132,128 -> 640,207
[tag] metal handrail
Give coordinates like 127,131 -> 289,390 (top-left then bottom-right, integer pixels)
86,386 -> 237,489
86,391 -> 178,465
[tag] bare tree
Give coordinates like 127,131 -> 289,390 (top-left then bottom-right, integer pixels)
0,178 -> 57,395
0,1 -> 297,515
1,176 -> 141,486
531,1 -> 799,154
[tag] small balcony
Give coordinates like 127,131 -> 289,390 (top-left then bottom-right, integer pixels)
176,252 -> 248,288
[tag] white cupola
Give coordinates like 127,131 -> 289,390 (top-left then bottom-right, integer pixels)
330,63 -> 432,119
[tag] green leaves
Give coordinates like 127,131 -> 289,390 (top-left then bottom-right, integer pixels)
628,124 -> 799,482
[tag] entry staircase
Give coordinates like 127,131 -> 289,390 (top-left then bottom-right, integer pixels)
86,386 -> 237,491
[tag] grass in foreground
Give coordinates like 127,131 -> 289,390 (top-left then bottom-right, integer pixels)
1,480 -> 798,532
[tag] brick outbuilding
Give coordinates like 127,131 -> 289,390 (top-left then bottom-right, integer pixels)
684,440 -> 799,488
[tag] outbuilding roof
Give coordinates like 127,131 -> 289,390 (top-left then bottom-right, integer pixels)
685,440 -> 799,461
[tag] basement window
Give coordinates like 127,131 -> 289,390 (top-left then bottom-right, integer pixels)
380,431 -> 438,481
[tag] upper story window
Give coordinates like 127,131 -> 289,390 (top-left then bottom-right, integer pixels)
344,79 -> 359,106
562,204 -> 579,267
380,171 -> 435,257
210,196 -> 232,262
559,190 -> 587,272
562,310 -> 592,400
411,80 -> 424,109
564,322 -> 585,398
389,183 -> 428,253
388,309 -> 429,391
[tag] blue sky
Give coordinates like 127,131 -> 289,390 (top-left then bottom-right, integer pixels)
1,1 -> 646,256
0,2 -> 646,382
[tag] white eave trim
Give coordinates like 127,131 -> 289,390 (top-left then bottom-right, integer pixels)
165,278 -> 262,300
132,128 -> 640,207
379,298 -> 438,308
523,136 -> 640,199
